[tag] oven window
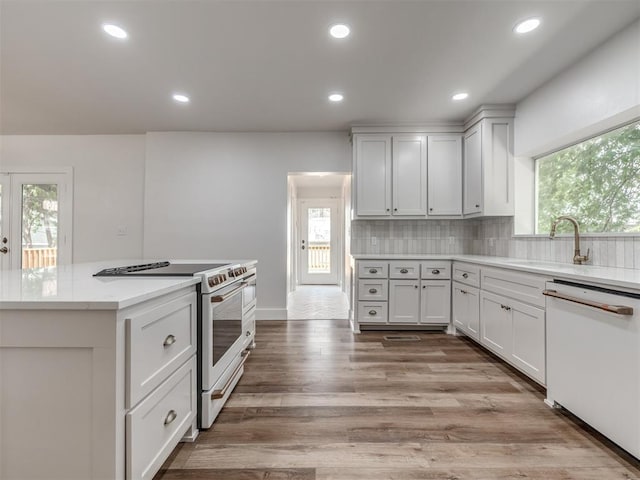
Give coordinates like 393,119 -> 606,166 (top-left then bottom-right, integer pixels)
212,289 -> 243,366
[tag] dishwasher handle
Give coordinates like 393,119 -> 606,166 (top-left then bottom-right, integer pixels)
543,289 -> 634,316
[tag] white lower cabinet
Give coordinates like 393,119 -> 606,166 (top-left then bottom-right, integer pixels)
420,280 -> 450,324
480,290 -> 546,384
355,260 -> 451,328
452,282 -> 479,340
389,280 -> 420,323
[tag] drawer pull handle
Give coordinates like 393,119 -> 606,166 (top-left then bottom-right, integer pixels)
163,334 -> 176,347
500,304 -> 511,311
431,269 -> 440,275
369,310 -> 377,316
462,273 -> 469,279
400,268 -> 409,274
369,288 -> 378,294
212,350 -> 251,399
164,410 -> 177,426
369,268 -> 378,274
460,289 -> 468,295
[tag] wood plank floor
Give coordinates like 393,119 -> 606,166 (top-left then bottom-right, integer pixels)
154,320 -> 640,480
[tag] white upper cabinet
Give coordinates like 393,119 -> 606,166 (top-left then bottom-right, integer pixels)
354,134 -> 426,217
463,124 -> 482,215
427,135 -> 462,216
463,115 -> 515,216
392,135 -> 427,216
354,135 -> 392,216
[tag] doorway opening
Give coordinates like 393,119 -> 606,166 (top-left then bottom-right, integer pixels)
0,169 -> 73,270
286,172 -> 351,320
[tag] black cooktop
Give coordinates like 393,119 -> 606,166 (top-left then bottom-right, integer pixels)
94,261 -> 230,277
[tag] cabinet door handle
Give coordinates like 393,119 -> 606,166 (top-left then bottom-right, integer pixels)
475,204 -> 480,208
164,410 -> 177,426
163,334 -> 176,347
368,310 -> 377,316
429,208 -> 433,211
394,208 -> 398,212
400,268 -> 408,274
414,285 -> 418,289
422,285 -> 426,289
460,289 -> 468,295
431,269 -> 440,275
386,208 -> 390,212
462,273 -> 469,279
369,268 -> 378,274
369,288 -> 378,294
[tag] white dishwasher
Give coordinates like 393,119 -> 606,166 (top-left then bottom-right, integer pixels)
544,280 -> 640,460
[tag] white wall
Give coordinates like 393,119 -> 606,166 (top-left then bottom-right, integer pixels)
0,135 -> 145,262
143,132 -> 351,318
515,19 -> 640,157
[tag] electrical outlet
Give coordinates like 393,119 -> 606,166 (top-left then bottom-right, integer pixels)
116,225 -> 127,236
448,236 -> 455,245
371,236 -> 377,246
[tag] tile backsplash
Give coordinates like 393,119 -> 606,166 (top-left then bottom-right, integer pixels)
351,217 -> 640,269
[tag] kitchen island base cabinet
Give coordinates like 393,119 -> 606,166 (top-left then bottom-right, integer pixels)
0,285 -> 197,480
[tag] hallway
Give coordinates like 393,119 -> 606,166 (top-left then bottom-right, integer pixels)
286,285 -> 349,320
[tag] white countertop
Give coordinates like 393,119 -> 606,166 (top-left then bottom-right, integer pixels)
352,254 -> 640,291
0,259 -> 252,310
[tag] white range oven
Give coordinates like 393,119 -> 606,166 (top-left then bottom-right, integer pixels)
199,264 -> 256,427
94,260 -> 257,429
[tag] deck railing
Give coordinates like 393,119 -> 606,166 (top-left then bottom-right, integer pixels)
308,243 -> 330,273
22,247 -> 57,269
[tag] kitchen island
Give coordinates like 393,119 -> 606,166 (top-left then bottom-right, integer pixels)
0,261 -> 201,480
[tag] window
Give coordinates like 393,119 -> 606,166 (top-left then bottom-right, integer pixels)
536,121 -> 640,234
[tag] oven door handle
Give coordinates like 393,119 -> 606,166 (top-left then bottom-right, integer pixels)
211,349 -> 251,399
210,282 -> 246,303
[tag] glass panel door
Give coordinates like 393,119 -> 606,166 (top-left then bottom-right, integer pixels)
20,183 -> 59,269
299,199 -> 338,285
6,172 -> 72,269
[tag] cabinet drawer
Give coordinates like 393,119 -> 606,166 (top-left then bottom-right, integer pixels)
358,262 -> 388,278
357,302 -> 387,324
452,262 -> 480,287
421,261 -> 451,279
127,291 -> 197,407
389,261 -> 420,279
201,348 -> 249,428
481,267 -> 548,308
358,279 -> 388,301
127,356 -> 197,480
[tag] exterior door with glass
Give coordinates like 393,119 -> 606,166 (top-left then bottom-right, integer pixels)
299,199 -> 339,285
0,172 -> 72,270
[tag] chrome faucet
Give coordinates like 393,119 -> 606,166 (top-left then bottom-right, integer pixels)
549,215 -> 590,265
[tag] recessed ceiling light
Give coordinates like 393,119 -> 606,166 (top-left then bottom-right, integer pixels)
172,94 -> 190,103
329,24 -> 350,39
102,24 -> 128,39
328,93 -> 344,102
514,17 -> 541,34
452,92 -> 469,101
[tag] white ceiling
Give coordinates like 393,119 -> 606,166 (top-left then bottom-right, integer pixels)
1,0 -> 639,135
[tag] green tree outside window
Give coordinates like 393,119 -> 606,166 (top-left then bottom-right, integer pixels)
536,121 -> 640,234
